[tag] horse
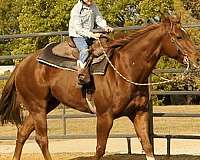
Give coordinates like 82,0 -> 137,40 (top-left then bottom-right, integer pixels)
0,15 -> 199,160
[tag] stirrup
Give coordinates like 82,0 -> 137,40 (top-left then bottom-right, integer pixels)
77,67 -> 90,85
78,70 -> 90,85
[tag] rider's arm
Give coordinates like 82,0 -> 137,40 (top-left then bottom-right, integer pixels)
92,4 -> 107,29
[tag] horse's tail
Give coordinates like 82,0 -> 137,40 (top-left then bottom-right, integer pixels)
0,67 -> 21,125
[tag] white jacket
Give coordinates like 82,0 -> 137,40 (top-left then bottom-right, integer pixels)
68,1 -> 108,38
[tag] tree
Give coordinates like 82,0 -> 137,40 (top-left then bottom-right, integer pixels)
139,0 -> 174,23
181,0 -> 200,20
0,0 -> 22,64
11,0 -> 76,55
97,0 -> 174,26
0,0 -> 22,35
96,0 -> 141,26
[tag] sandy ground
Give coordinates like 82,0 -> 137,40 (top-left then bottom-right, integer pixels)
1,106 -> 200,159
1,153 -> 200,160
1,138 -> 200,158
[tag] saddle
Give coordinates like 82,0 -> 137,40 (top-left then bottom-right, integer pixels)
37,35 -> 113,75
52,35 -> 109,60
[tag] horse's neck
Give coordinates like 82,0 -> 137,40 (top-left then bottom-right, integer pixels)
114,26 -> 164,82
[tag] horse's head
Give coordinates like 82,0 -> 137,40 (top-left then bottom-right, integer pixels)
161,15 -> 200,68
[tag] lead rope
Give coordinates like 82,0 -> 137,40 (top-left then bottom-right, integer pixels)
97,39 -> 190,86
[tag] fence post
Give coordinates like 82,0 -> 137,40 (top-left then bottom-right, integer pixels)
148,76 -> 154,154
127,137 -> 132,154
166,135 -> 171,157
62,105 -> 66,136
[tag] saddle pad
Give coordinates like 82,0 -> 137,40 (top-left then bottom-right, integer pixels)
37,44 -> 108,75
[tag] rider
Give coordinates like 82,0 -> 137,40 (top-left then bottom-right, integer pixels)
68,0 -> 113,84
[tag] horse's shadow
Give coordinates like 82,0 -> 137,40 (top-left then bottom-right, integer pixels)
69,154 -> 146,160
69,157 -> 93,160
69,154 -> 200,160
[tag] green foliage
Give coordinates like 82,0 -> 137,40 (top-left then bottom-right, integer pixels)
96,0 -> 141,26
12,0 -> 76,55
181,0 -> 200,20
180,0 -> 200,46
0,0 -> 22,58
96,0 -> 174,26
0,0 -> 22,35
139,0 -> 174,20
18,0 -> 75,33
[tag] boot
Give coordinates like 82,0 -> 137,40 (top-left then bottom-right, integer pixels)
77,60 -> 91,85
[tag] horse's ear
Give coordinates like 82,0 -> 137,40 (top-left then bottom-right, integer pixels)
161,15 -> 170,24
160,12 -> 165,21
176,12 -> 181,23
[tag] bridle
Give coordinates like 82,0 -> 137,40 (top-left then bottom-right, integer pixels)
168,22 -> 192,76
97,25 -> 190,86
171,37 -> 190,72
168,23 -> 190,66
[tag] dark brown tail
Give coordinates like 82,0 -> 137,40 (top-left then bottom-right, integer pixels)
0,67 -> 21,125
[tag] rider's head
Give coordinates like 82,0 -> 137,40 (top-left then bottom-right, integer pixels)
81,0 -> 93,7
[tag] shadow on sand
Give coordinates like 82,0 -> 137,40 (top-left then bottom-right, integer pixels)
69,154 -> 200,160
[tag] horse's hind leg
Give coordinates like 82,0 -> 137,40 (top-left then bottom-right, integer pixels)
13,99 -> 59,160
13,115 -> 34,160
129,111 -> 155,160
13,111 -> 51,160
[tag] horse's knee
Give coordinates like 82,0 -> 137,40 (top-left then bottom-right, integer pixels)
96,145 -> 105,158
35,135 -> 48,149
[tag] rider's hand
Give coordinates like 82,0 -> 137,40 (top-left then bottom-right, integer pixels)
91,33 -> 101,39
104,26 -> 113,33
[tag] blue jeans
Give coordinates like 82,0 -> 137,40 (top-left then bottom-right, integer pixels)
73,37 -> 93,64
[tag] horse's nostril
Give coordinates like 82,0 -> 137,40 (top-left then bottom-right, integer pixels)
197,58 -> 200,62
197,58 -> 200,66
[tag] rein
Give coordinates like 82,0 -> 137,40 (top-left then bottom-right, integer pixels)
97,38 -> 190,86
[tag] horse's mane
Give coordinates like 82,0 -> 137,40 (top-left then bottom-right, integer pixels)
109,24 -> 160,48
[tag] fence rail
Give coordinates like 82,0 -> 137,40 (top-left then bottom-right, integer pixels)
1,24 -> 200,40
0,25 -> 200,156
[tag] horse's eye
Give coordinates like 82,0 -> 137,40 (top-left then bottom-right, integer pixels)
177,36 -> 182,40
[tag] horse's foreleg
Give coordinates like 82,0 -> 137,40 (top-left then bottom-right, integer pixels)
31,109 -> 52,160
94,111 -> 113,160
13,115 -> 34,160
129,111 -> 155,160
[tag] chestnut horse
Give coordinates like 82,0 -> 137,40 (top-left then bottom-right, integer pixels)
0,15 -> 199,160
